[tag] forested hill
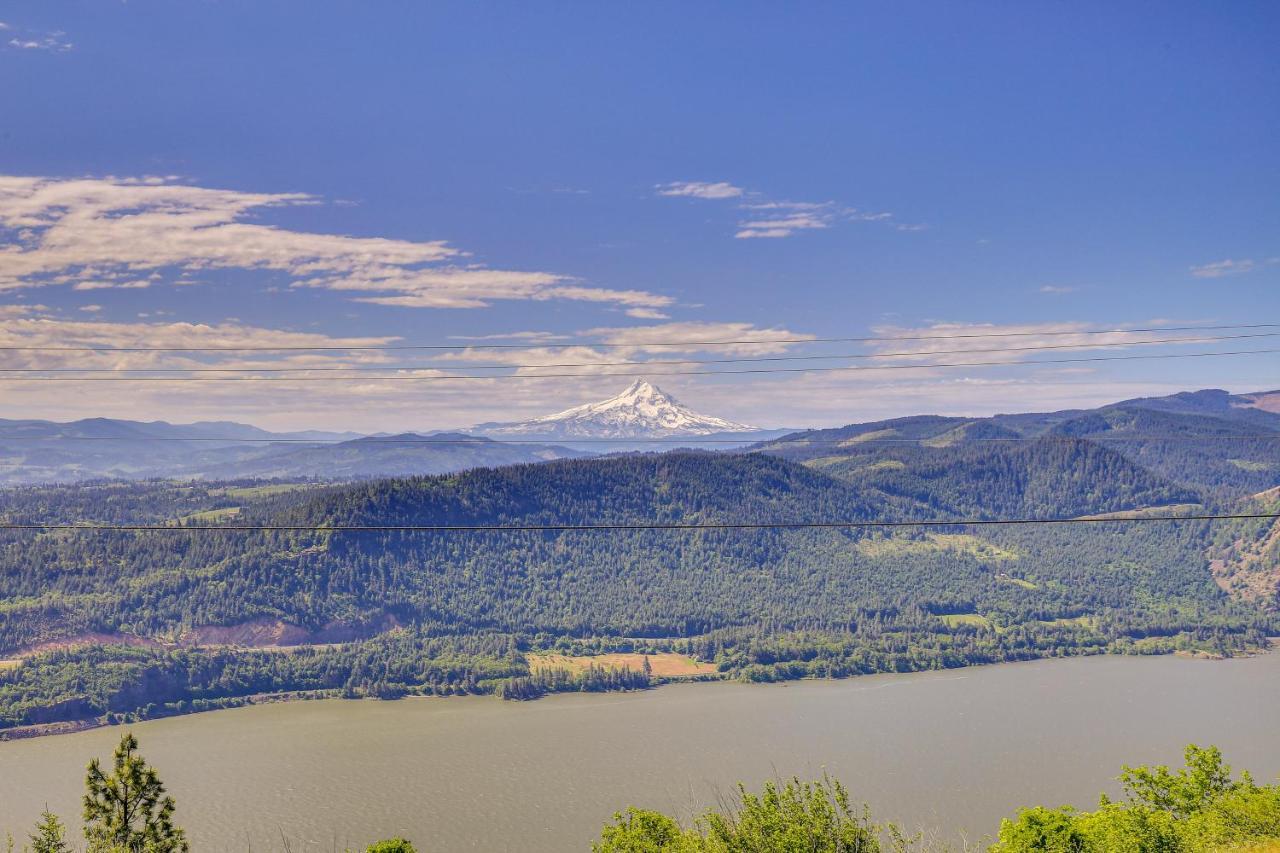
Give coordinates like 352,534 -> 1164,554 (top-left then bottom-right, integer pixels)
753,436 -> 1200,520
1,397 -> 1277,733
0,443 -> 1259,653
272,452 -> 884,529
755,388 -> 1280,497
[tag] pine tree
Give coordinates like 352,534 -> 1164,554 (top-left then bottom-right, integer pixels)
83,732 -> 189,853
28,810 -> 70,853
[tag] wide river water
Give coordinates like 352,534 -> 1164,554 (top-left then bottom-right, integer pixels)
2,652 -> 1278,851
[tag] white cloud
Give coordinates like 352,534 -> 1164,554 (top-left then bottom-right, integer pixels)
1039,285 -> 1077,294
73,280 -> 152,291
5,28 -> 72,52
735,211 -> 833,240
655,181 -> 745,200
0,175 -> 671,311
1189,258 -> 1258,278
0,308 -> 1263,432
586,320 -> 811,356
0,311 -> 819,430
688,372 -> 1203,428
658,181 -> 920,240
625,308 -> 671,320
861,320 -> 1228,366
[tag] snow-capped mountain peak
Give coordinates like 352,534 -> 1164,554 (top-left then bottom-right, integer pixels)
473,380 -> 758,439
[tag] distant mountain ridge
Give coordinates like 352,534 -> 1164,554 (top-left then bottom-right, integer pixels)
472,379 -> 758,439
0,386 -> 1274,485
754,387 -> 1280,496
0,419 -> 580,484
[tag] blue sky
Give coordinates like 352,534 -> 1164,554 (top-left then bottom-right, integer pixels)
0,1 -> 1276,431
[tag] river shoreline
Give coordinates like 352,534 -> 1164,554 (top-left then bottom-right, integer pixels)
4,651 -> 1280,851
5,640 -> 1276,743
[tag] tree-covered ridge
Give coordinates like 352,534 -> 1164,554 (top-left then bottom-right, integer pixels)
0,396 -> 1277,731
756,390 -> 1280,498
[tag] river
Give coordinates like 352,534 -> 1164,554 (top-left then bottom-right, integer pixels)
2,652 -> 1278,851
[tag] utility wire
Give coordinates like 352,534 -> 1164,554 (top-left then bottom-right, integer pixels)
1,433 -> 1277,445
2,512 -> 1276,533
4,332 -> 1274,374
0,322 -> 1276,353
0,346 -> 1275,381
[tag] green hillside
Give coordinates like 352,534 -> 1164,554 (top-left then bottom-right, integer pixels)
2,430 -> 1275,732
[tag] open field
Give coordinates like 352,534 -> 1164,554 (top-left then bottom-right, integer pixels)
857,532 -> 1018,562
526,652 -> 718,678
936,613 -> 994,629
214,483 -> 317,500
1075,503 -> 1202,520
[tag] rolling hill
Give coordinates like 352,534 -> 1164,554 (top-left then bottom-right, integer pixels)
1,387 -> 1276,731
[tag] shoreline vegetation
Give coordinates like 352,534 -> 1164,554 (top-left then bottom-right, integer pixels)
6,734 -> 1279,852
2,639 -> 1275,742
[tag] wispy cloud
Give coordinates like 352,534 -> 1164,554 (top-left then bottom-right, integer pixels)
0,308 -> 1254,432
625,307 -> 671,320
0,310 -> 816,430
734,201 -> 837,239
863,320 -> 1220,366
0,175 -> 672,311
5,25 -> 72,52
73,279 -> 154,291
1039,285 -> 1078,295
657,180 -> 919,240
1189,258 -> 1260,278
655,181 -> 745,200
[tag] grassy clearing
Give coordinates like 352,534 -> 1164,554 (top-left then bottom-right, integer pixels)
219,483 -> 315,500
1229,459 -> 1276,472
1038,615 -> 1099,629
803,455 -> 855,469
857,533 -> 1018,562
527,652 -> 718,678
937,613 -> 994,629
996,573 -> 1039,590
858,459 -> 908,473
1075,503 -> 1202,520
837,429 -> 899,446
177,506 -> 242,523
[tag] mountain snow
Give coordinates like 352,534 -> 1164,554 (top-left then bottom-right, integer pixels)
474,380 -> 758,439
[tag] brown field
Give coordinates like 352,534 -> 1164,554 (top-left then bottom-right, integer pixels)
526,652 -> 718,678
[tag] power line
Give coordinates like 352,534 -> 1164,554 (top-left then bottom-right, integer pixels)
0,346 -> 1275,381
4,332 -> 1275,374
2,512 -> 1275,533
1,433 -> 1277,445
0,322 -> 1276,354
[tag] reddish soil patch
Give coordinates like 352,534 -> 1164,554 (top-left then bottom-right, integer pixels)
179,619 -> 312,647
528,652 -> 718,678
10,632 -> 166,657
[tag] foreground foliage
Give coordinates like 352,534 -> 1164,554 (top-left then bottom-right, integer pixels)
595,777 -> 890,852
589,745 -> 1280,852
992,745 -> 1280,852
